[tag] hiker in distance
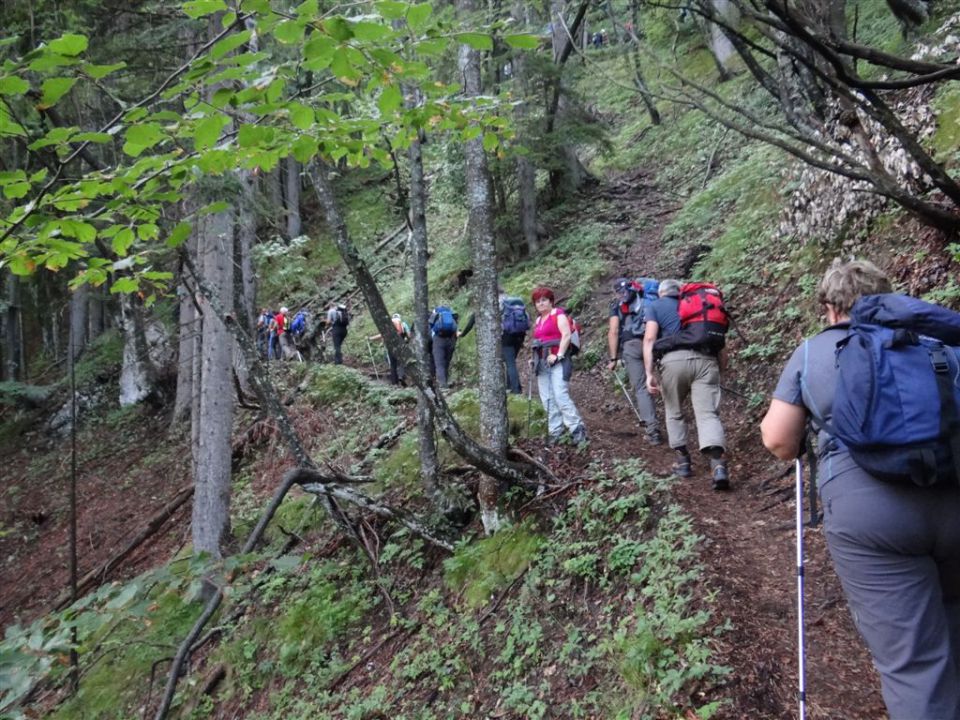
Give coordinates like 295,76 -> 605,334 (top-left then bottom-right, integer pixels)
499,288 -> 531,394
325,301 -> 350,365
761,259 -> 960,720
643,279 -> 731,490
531,286 -> 587,445
368,313 -> 410,386
607,277 -> 663,445
429,305 -> 473,388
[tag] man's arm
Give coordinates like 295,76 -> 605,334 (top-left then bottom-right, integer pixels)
643,319 -> 660,394
606,314 -> 620,371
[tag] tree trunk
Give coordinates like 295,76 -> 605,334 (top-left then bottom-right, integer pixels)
87,284 -> 106,343
267,164 -> 284,234
628,0 -> 661,125
285,157 -> 302,239
172,234 -> 200,425
68,284 -> 88,362
459,2 -> 509,534
511,3 -> 541,255
406,97 -> 440,501
1,272 -> 23,381
192,208 -> 236,564
117,293 -> 160,406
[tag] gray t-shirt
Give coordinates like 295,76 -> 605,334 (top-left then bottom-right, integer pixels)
646,296 -> 682,338
772,324 -> 863,486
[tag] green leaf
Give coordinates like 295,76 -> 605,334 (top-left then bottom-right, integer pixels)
291,135 -> 318,164
331,52 -> 360,85
3,181 -> 30,199
0,76 -> 30,96
123,123 -> 165,157
82,62 -> 126,79
406,3 -> 433,33
6,254 -> 36,276
182,0 -> 227,19
414,38 -> 447,56
201,201 -> 231,215
72,132 -> 112,143
222,11 -> 237,28
166,221 -> 192,248
295,0 -> 319,18
304,35 -> 336,64
110,276 -> 140,294
28,52 -> 79,72
211,30 -> 252,59
351,21 -> 392,42
143,270 -> 174,282
137,223 -> 159,240
482,132 -> 499,152
376,1 -> 406,20
48,33 -> 88,56
455,32 -> 492,51
194,114 -> 230,150
60,219 -> 96,242
378,84 -> 402,115
112,227 -> 135,256
237,123 -> 274,148
273,20 -> 305,44
39,77 -> 77,108
503,33 -> 541,50
323,17 -> 354,42
265,77 -> 285,103
288,102 -> 314,130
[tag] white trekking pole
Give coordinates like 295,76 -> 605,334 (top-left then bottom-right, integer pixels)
795,457 -> 807,720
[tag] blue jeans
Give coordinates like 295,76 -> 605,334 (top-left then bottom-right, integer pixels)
501,332 -> 525,394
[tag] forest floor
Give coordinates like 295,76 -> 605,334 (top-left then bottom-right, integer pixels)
0,169 -> 889,719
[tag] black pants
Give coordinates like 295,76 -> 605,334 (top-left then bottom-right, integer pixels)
330,325 -> 348,364
501,332 -> 525,394
432,334 -> 456,387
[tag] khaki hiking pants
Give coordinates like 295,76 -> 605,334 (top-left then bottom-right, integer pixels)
658,348 -> 725,451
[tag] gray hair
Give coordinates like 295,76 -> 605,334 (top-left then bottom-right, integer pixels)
818,259 -> 892,316
659,279 -> 682,297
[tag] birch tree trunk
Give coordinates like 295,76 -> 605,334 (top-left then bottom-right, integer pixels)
192,208 -> 236,565
117,293 -> 160,406
459,0 -> 509,534
285,157 -> 302,239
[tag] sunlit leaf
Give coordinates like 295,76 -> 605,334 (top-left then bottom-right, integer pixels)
112,227 -> 135,256
194,114 -> 230,150
482,132 -> 499,152
274,20 -> 305,44
38,77 -> 77,108
3,181 -> 30,199
503,33 -> 541,50
123,123 -> 165,157
0,76 -> 30,96
323,17 -> 354,42
48,33 -> 88,56
376,1 -> 406,20
378,84 -> 402,115
182,0 -> 227,19
166,221 -> 192,248
110,276 -> 140,294
83,62 -> 126,79
288,102 -> 314,130
351,21 -> 392,42
211,30 -> 252,59
406,3 -> 433,33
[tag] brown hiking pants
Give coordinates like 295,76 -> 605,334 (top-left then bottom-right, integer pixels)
658,348 -> 725,451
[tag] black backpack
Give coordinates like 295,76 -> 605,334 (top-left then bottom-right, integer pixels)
333,306 -> 349,327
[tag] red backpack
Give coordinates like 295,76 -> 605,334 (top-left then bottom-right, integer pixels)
676,282 -> 728,352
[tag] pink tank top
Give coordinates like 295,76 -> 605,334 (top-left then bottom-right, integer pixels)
533,308 -> 564,347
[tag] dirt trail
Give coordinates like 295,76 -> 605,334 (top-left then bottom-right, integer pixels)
565,169 -> 886,719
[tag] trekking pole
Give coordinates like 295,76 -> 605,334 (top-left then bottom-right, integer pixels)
612,369 -> 646,430
525,353 -> 535,438
795,457 -> 807,720
364,337 -> 381,381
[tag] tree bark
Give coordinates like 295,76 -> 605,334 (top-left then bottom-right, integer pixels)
117,293 -> 160,406
405,95 -> 440,501
509,11 -> 541,255
285,157 -> 302,239
192,208 -> 236,565
1,272 -> 23,381
459,0 -> 509,534
172,234 -> 200,426
68,283 -> 88,362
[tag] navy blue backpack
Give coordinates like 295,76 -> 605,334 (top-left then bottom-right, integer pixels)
831,293 -> 960,487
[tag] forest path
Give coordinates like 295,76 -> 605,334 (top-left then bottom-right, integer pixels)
562,169 -> 886,719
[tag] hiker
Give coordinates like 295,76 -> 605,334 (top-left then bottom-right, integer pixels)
531,286 -> 587,445
326,302 -> 349,365
267,307 -> 286,360
607,278 -> 662,445
369,313 -> 410,385
642,279 -> 730,490
275,307 -> 298,360
500,289 -> 530,394
256,307 -> 272,359
429,305 -> 473,388
761,259 -> 960,720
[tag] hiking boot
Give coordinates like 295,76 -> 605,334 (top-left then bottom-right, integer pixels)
571,425 -> 588,445
672,452 -> 692,478
546,432 -> 564,446
710,458 -> 730,491
645,426 -> 663,446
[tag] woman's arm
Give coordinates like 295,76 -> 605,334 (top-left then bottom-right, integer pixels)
760,399 -> 807,460
555,312 -> 572,357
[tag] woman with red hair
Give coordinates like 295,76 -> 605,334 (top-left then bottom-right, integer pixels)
531,287 -> 587,445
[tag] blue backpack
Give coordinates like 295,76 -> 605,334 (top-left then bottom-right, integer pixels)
290,311 -> 307,337
502,297 -> 530,335
624,278 -> 659,337
431,306 -> 458,337
830,293 -> 960,487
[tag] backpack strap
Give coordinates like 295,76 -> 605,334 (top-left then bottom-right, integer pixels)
929,346 -> 960,486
